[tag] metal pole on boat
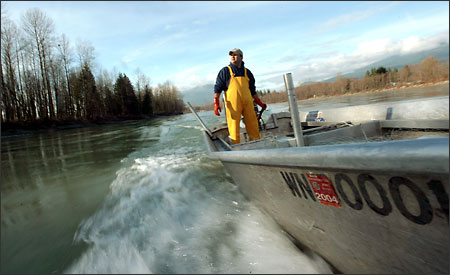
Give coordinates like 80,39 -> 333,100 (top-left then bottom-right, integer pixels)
186,102 -> 213,137
283,73 -> 304,146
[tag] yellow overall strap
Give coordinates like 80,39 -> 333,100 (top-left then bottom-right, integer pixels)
224,66 -> 234,102
227,66 -> 234,77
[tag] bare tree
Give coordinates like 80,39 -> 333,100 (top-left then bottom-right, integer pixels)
22,8 -> 56,119
76,39 -> 95,69
0,2 -> 5,121
134,67 -> 151,113
56,33 -> 74,117
1,18 -> 21,121
152,80 -> 184,114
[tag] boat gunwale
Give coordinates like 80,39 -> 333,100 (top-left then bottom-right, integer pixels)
204,132 -> 449,175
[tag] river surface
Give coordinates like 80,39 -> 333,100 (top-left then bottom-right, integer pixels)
1,83 -> 448,274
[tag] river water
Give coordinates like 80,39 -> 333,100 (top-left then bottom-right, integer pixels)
1,83 -> 448,274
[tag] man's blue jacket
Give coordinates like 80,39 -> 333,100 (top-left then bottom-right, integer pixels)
214,62 -> 256,96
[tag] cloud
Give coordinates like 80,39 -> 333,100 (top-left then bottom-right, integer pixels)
163,65 -> 218,91
398,32 -> 449,54
355,38 -> 393,58
304,50 -> 341,61
256,32 -> 449,90
314,2 -> 401,34
354,31 -> 449,58
277,55 -> 300,63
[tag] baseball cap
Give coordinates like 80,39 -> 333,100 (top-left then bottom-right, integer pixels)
229,48 -> 243,56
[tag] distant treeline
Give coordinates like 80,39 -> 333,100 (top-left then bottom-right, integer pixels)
197,56 -> 449,112
1,7 -> 184,125
257,56 -> 449,104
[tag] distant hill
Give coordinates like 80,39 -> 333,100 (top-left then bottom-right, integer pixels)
181,84 -> 214,106
324,44 -> 449,82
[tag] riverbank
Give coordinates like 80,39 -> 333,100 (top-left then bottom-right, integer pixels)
301,80 -> 449,102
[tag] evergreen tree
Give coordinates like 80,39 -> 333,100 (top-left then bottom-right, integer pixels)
80,63 -> 101,119
123,74 -> 139,115
69,71 -> 84,118
103,86 -> 119,116
114,73 -> 139,116
142,85 -> 153,115
376,66 -> 387,74
114,73 -> 126,115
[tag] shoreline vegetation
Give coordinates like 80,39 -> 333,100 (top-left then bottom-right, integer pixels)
300,79 -> 449,100
1,8 -> 448,136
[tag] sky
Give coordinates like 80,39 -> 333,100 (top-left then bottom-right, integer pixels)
2,1 -> 449,94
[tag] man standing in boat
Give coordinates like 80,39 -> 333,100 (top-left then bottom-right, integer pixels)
213,48 -> 267,144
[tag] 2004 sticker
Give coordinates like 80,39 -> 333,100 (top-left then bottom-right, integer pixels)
306,173 -> 342,208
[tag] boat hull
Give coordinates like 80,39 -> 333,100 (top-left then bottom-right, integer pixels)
209,138 -> 449,274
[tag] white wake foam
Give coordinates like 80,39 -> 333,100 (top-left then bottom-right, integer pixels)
66,150 -> 331,274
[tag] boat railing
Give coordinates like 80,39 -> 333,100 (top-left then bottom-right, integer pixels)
209,118 -> 449,151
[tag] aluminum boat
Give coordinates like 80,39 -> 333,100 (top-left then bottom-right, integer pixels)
188,73 -> 449,274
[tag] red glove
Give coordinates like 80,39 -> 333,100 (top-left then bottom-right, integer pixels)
214,97 -> 221,116
254,97 -> 267,111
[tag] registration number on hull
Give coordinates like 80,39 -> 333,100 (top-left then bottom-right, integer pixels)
280,170 -> 449,225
